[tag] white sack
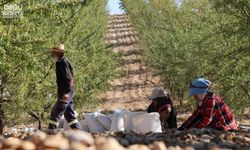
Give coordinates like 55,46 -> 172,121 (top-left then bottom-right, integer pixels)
96,113 -> 112,130
123,111 -> 146,132
110,109 -> 125,132
84,113 -> 106,133
78,119 -> 89,132
132,112 -> 162,134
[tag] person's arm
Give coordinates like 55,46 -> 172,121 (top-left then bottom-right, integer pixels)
60,61 -> 73,100
167,107 -> 177,128
179,106 -> 201,130
191,99 -> 216,128
147,103 -> 155,113
68,60 -> 74,86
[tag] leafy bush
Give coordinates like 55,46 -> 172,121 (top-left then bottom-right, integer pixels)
0,0 -> 118,132
121,0 -> 250,113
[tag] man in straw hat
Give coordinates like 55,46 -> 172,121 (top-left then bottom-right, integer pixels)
147,87 -> 177,130
48,43 -> 80,130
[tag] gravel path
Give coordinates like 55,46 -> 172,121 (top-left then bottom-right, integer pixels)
97,14 -> 161,111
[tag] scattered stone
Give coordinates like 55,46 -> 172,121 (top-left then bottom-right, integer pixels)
152,141 -> 167,150
95,137 -> 125,150
217,141 -> 236,149
225,132 -> 235,141
66,130 -> 94,146
167,145 -> 182,150
206,143 -> 220,150
200,134 -> 213,143
1,127 -> 250,150
17,141 -> 36,150
70,141 -> 89,150
43,134 -> 69,150
119,138 -> 130,147
211,135 -> 224,144
125,134 -> 143,144
0,136 -> 4,142
127,144 -> 150,150
183,146 -> 195,150
233,136 -> 250,144
31,131 -> 47,145
2,137 -> 22,149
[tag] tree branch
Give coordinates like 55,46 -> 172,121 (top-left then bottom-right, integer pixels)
242,7 -> 250,23
26,64 -> 53,96
28,111 -> 39,120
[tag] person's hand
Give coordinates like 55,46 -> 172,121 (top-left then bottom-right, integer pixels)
159,108 -> 171,121
62,94 -> 69,102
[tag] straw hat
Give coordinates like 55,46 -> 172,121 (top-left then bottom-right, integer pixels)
49,43 -> 65,53
148,87 -> 168,100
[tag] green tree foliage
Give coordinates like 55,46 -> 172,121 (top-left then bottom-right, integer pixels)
0,0 -> 118,132
122,0 -> 250,112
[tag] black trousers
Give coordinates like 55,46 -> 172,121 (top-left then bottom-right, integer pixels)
48,91 -> 79,129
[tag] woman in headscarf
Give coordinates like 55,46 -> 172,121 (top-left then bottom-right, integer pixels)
147,87 -> 177,130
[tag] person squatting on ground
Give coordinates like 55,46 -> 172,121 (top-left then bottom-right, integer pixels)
179,78 -> 237,131
147,87 -> 177,130
48,44 -> 80,130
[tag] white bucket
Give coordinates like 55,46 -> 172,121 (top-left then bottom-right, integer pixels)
123,111 -> 146,132
132,112 -> 162,134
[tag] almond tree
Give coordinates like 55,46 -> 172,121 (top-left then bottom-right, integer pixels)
0,0 -> 117,133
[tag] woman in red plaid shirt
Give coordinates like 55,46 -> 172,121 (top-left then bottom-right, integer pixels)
179,78 -> 238,131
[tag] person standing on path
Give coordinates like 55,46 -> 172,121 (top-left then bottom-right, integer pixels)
48,44 -> 80,130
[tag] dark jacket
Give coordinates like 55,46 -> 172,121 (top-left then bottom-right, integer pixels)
147,97 -> 177,129
56,57 -> 74,99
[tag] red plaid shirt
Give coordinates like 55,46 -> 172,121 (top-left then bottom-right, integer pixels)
180,92 -> 237,131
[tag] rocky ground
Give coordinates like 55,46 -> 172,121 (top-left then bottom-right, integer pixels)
1,128 -> 250,150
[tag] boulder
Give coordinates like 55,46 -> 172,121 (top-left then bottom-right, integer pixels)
152,141 -> 167,150
95,137 -> 125,150
66,130 -> 94,146
17,141 -> 36,150
43,134 -> 69,150
2,137 -> 22,149
127,144 -> 150,150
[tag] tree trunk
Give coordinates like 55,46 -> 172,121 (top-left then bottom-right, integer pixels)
28,111 -> 42,130
0,118 -> 3,135
0,103 -> 4,135
38,119 -> 42,130
177,89 -> 184,107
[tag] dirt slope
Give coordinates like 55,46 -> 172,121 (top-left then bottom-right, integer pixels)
96,14 -> 161,111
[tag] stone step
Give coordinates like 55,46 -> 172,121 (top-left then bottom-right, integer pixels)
108,14 -> 128,20
108,27 -> 135,33
108,36 -> 138,46
107,23 -> 132,29
107,18 -> 130,25
104,31 -> 138,40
